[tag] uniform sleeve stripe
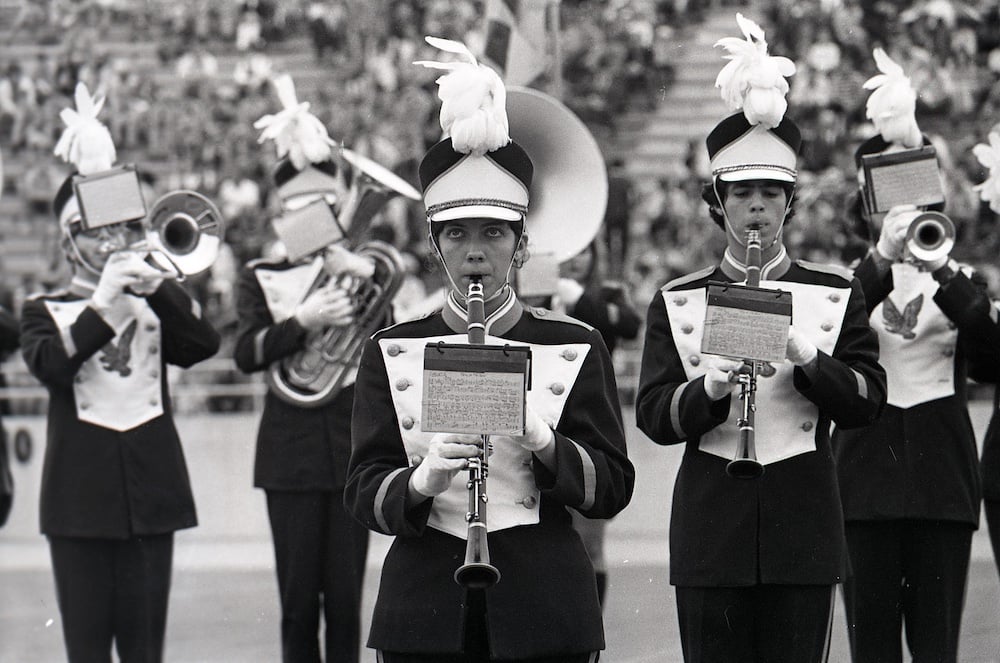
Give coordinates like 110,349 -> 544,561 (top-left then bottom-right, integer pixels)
990,303 -> 998,325
374,467 -> 408,533
670,381 -> 691,440
571,439 -> 598,511
852,368 -> 868,401
59,324 -> 77,359
253,329 -> 268,367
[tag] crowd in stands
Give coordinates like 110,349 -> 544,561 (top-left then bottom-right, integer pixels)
3,0 -> 1000,406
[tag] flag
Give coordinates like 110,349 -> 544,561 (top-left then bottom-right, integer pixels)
482,0 -> 549,87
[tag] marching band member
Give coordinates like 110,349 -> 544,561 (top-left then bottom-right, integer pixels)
19,83 -> 220,662
554,240 -> 641,608
345,38 -> 634,662
833,50 -> 1000,659
972,131 -> 1000,587
232,75 -> 374,663
634,16 -> 886,662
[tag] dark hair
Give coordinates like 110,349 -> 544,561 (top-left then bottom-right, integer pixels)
700,180 -> 797,229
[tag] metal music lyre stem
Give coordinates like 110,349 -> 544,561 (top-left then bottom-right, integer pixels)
727,226 -> 765,479
454,276 -> 502,588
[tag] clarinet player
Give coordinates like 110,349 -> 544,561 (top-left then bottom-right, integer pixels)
634,16 -> 886,662
345,38 -> 633,662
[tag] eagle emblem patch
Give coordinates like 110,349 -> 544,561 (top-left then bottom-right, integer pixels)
882,294 -> 923,340
99,320 -> 137,376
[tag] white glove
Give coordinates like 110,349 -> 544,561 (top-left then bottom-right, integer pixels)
786,326 -> 818,367
410,433 -> 482,498
702,355 -> 748,401
556,278 -> 585,310
293,284 -> 355,331
324,244 -> 376,279
508,404 -> 555,453
875,204 -> 919,262
91,252 -> 165,312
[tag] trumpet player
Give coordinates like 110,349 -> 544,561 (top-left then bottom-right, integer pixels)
635,17 -> 885,663
345,38 -> 633,662
19,83 -> 221,663
831,50 -> 1000,663
234,75 -> 373,663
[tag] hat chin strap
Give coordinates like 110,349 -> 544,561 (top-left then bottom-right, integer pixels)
715,179 -> 795,253
65,233 -> 105,279
428,232 -> 518,308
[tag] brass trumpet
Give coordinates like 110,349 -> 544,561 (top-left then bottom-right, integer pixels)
906,211 -> 955,264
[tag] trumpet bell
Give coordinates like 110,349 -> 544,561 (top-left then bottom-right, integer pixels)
906,211 -> 954,263
147,190 -> 224,277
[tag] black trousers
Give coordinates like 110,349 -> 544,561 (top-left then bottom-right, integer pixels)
266,489 -> 369,663
843,520 -> 973,663
378,590 -> 599,663
48,533 -> 174,663
675,583 -> 836,663
986,499 -> 1000,582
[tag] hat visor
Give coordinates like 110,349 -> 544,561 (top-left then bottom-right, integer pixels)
717,167 -> 796,183
429,204 -> 524,223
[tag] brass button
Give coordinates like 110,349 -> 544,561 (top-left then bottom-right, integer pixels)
396,378 -> 411,391
801,421 -> 813,432
689,355 -> 701,367
681,324 -> 694,334
821,323 -> 833,332
947,322 -> 957,330
401,416 -> 414,430
79,402 -> 90,410
943,348 -> 954,357
549,383 -> 565,396
828,293 -> 841,303
536,308 -> 547,316
387,344 -> 403,357
149,345 -> 159,355
561,348 -> 578,361
145,323 -> 157,332
409,454 -> 423,466
519,496 -> 538,509
674,296 -> 687,306
74,375 -> 83,384
150,370 -> 159,379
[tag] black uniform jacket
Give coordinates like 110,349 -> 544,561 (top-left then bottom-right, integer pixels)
234,258 -> 355,491
346,291 -> 634,659
636,250 -> 886,587
833,255 -> 1000,525
21,280 -> 220,538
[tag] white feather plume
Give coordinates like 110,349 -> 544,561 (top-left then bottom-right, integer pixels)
414,36 -> 509,156
254,74 -> 336,171
863,48 -> 922,148
53,82 -> 117,175
714,13 -> 796,129
973,131 -> 1000,213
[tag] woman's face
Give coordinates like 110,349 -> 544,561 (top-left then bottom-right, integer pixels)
434,217 -> 526,300
722,180 -> 788,249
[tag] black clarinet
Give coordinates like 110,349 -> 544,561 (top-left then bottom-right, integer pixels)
726,226 -> 765,479
454,277 -> 501,588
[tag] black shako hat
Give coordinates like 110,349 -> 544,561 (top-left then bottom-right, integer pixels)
706,112 -> 801,183
418,137 -> 533,223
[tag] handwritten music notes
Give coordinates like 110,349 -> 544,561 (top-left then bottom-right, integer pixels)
422,343 -> 531,435
702,283 -> 792,363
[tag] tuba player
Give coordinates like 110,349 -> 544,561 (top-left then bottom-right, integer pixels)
233,75 -> 374,663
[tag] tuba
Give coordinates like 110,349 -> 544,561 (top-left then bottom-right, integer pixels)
265,150 -> 420,408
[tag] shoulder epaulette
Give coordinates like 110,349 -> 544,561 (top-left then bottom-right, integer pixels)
661,265 -> 716,292
525,306 -> 595,331
795,259 -> 853,283
245,256 -> 288,270
27,288 -> 69,302
370,308 -> 442,339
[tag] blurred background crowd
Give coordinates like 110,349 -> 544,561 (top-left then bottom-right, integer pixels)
2,0 -> 1000,409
